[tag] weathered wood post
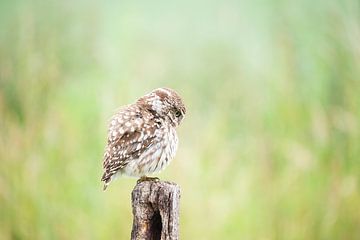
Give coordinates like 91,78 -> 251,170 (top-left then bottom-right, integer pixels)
131,181 -> 181,240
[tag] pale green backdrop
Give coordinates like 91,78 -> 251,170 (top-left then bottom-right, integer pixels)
1,0 -> 360,239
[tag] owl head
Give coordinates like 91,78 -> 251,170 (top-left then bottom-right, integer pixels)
138,87 -> 186,127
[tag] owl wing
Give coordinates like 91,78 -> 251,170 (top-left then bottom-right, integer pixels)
101,106 -> 158,183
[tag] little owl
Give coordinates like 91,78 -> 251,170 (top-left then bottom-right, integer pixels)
101,87 -> 186,190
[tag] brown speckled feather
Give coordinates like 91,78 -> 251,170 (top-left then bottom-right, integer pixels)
101,105 -> 158,186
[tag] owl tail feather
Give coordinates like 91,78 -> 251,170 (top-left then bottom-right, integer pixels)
101,172 -> 112,191
103,182 -> 110,191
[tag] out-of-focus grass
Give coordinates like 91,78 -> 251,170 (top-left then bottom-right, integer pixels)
1,0 -> 360,239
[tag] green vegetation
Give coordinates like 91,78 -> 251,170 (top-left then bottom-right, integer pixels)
1,0 -> 359,239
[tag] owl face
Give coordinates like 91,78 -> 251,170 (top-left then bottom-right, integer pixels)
139,88 -> 186,127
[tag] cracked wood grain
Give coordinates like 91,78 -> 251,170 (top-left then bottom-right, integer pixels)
131,181 -> 180,240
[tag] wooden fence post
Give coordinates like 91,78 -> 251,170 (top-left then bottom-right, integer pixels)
130,181 -> 181,240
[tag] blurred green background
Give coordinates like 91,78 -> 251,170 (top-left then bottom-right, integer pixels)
1,0 -> 360,239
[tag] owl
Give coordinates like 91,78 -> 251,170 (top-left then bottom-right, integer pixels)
101,87 -> 186,190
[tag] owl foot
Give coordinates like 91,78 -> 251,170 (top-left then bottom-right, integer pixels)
137,176 -> 160,184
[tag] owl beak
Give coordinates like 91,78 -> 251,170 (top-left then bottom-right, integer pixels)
179,110 -> 185,122
167,112 -> 177,127
181,109 -> 185,118
178,114 -> 184,123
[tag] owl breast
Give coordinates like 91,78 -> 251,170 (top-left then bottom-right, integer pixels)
122,123 -> 178,177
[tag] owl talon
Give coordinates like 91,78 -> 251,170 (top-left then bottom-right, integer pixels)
137,176 -> 160,184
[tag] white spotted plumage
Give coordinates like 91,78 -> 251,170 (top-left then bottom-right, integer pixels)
101,88 -> 186,190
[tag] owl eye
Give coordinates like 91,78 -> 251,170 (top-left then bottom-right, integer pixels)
175,110 -> 182,118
